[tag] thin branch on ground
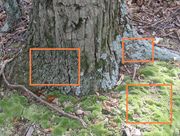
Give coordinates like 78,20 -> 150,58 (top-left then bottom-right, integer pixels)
0,53 -> 87,128
132,67 -> 137,81
132,64 -> 140,81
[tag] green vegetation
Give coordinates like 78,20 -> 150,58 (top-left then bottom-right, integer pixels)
118,61 -> 180,135
0,61 -> 179,135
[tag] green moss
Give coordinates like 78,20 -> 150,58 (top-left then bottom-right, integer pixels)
151,77 -> 164,83
156,61 -> 170,68
52,125 -> 66,136
117,76 -> 129,83
164,78 -> 173,84
116,85 -> 125,92
86,104 -> 102,112
144,131 -> 164,136
134,108 -> 141,115
58,94 -> 77,103
88,110 -> 102,120
153,111 -> 169,122
40,120 -> 50,128
80,95 -> 100,110
156,84 -> 164,89
0,94 -> 27,123
139,68 -> 157,76
145,99 -> 156,105
98,95 -> 108,101
51,116 -> 82,135
77,129 -> 90,136
114,116 -> 122,125
127,112 -> 134,121
64,106 -> 74,113
0,113 -> 6,125
129,89 -> 142,95
23,104 -> 43,122
90,123 -> 112,136
0,61 -> 179,136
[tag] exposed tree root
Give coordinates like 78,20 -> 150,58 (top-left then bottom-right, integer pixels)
0,54 -> 87,128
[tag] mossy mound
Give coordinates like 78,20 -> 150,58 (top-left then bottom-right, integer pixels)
118,61 -> 180,135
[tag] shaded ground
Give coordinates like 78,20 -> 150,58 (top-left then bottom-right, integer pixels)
127,0 -> 180,52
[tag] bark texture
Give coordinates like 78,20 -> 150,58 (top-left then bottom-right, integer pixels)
31,50 -> 78,85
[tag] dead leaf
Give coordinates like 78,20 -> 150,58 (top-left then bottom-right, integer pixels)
44,128 -> 53,133
52,98 -> 59,105
46,95 -> 57,103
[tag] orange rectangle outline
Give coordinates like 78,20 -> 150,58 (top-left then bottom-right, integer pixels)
29,48 -> 81,87
126,83 -> 173,125
122,37 -> 155,64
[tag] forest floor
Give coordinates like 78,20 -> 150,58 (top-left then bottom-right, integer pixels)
127,0 -> 180,52
0,61 -> 180,136
0,0 -> 180,136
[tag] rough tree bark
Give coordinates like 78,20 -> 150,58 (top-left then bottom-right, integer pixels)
5,0 -> 180,96
11,0 -> 121,95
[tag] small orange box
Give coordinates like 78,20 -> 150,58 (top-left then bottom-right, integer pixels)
29,48 -> 81,87
122,38 -> 155,64
126,83 -> 173,125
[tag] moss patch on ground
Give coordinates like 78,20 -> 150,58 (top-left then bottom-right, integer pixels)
0,61 -> 179,136
118,61 -> 180,135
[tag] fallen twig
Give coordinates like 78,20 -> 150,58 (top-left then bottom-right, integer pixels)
132,64 -> 140,80
132,66 -> 137,80
25,124 -> 35,136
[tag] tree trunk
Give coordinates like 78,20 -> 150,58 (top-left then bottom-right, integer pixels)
11,0 -> 121,95
6,0 -> 180,96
